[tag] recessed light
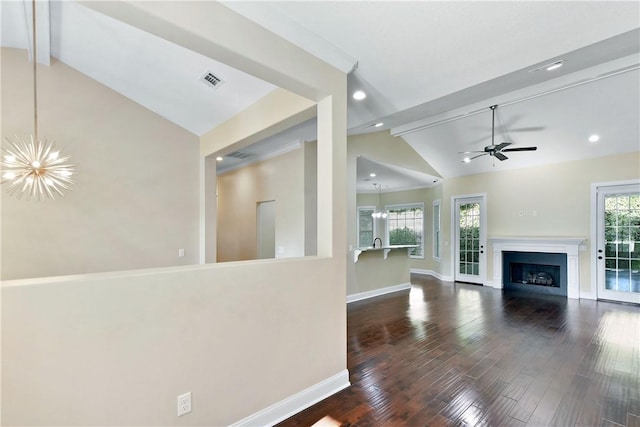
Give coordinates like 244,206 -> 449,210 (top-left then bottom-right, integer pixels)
216,156 -> 223,161
374,122 -> 384,128
588,134 -> 600,143
546,60 -> 564,71
369,173 -> 376,177
353,90 -> 366,101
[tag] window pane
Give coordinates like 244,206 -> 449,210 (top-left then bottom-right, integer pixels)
388,204 -> 424,257
357,207 -> 375,248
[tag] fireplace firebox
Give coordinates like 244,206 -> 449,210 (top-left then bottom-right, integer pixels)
502,251 -> 567,296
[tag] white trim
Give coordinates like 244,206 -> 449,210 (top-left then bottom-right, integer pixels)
433,199 -> 441,261
346,282 -> 411,303
580,288 -> 597,300
590,179 -> 640,302
410,269 -> 453,282
230,370 -> 350,427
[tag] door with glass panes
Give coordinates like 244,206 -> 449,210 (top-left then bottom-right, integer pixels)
596,184 -> 640,303
454,196 -> 486,284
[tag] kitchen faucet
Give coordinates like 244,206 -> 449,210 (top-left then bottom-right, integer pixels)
373,237 -> 382,248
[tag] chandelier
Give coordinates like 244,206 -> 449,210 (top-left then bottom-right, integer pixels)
371,183 -> 387,219
1,1 -> 74,201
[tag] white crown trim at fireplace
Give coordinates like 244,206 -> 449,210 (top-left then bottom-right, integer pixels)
489,237 -> 587,299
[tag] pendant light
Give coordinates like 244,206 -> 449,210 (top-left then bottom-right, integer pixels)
371,183 -> 387,219
1,0 -> 75,201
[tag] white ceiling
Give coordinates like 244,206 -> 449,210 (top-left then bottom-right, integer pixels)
357,157 -> 440,194
2,1 -> 639,184
229,1 -> 640,179
0,0 -> 277,136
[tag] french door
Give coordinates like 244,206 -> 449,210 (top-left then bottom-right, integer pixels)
596,184 -> 640,303
454,195 -> 486,284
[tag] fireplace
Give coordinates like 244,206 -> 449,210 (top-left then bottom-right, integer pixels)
502,251 -> 567,296
489,237 -> 586,299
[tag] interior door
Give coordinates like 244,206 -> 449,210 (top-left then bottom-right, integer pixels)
257,200 -> 276,259
454,196 -> 486,284
596,184 -> 640,303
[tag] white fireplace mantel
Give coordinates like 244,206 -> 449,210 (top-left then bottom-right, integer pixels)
489,236 -> 587,299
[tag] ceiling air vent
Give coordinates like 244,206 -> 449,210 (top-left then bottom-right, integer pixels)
227,151 -> 251,160
200,71 -> 225,90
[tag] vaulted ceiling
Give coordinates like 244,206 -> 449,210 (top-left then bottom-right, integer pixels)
2,1 -> 639,182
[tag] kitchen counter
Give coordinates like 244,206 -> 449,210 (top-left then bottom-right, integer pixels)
353,244 -> 418,263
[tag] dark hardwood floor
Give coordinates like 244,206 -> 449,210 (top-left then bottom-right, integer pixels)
277,274 -> 640,427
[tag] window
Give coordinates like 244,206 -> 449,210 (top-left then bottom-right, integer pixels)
357,206 -> 376,248
386,203 -> 424,258
433,200 -> 441,260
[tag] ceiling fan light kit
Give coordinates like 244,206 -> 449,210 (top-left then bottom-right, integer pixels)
459,104 -> 538,164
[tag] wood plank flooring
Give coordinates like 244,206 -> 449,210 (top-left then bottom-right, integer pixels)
277,275 -> 640,427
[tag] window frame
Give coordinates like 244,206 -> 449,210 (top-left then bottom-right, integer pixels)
385,202 -> 425,259
433,200 -> 441,261
357,206 -> 377,249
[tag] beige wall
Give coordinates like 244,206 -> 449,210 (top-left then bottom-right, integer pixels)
2,258 -> 344,426
441,152 -> 640,293
354,249 -> 411,293
350,129 -> 639,298
357,187 -> 442,274
1,48 -> 200,280
217,147 -> 305,262
2,2 -> 347,426
348,130 -> 440,294
304,140 -> 318,256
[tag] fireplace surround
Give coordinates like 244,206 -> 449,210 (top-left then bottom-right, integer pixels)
489,237 -> 586,299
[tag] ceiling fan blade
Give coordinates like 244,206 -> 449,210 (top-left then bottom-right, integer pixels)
461,153 -> 487,163
502,147 -> 538,152
495,142 -> 511,151
507,126 -> 546,133
458,150 -> 485,154
494,152 -> 508,161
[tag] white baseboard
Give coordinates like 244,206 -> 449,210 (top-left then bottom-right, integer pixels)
231,369 -> 350,427
347,282 -> 411,303
410,269 -> 453,282
579,289 -> 597,300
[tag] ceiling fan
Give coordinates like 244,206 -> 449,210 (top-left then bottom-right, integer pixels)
460,105 -> 537,163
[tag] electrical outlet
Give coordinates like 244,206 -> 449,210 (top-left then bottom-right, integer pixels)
178,248 -> 185,257
177,392 -> 191,416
